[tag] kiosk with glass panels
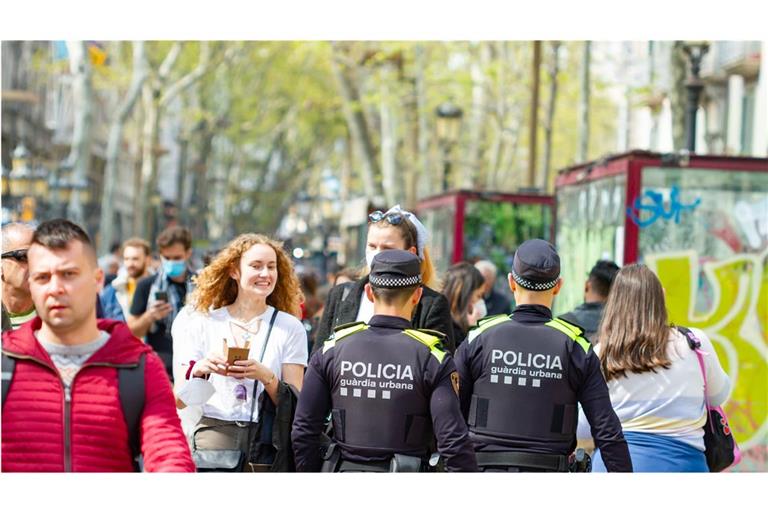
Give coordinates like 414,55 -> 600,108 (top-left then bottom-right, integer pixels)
555,150 -> 768,471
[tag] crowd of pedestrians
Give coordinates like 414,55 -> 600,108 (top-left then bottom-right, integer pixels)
1,206 -> 732,473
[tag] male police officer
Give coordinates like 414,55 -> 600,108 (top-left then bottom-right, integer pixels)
455,239 -> 632,472
292,250 -> 477,472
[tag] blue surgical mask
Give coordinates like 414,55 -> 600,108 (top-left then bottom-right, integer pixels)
161,258 -> 186,278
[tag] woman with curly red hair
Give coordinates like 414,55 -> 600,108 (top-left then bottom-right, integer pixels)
171,234 -> 307,464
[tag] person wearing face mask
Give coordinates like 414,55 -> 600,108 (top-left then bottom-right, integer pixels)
128,226 -> 196,379
441,262 -> 487,347
313,205 -> 455,354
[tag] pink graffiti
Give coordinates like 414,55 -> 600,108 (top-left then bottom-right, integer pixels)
710,222 -> 743,253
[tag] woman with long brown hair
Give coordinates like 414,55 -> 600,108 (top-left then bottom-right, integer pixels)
313,205 -> 455,352
171,234 -> 308,467
440,262 -> 487,345
581,263 -> 731,472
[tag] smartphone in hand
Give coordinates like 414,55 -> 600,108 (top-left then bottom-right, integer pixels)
154,291 -> 169,302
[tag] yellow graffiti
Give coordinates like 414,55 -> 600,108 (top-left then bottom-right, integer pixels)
646,249 -> 768,471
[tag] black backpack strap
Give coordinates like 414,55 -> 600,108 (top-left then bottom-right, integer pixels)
118,353 -> 146,469
2,351 -> 16,410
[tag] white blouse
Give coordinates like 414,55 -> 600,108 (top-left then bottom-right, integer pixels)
172,305 -> 308,423
578,327 -> 731,450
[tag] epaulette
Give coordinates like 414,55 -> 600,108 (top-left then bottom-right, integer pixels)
403,329 -> 446,363
467,314 -> 512,344
323,322 -> 368,353
556,314 -> 587,334
415,328 -> 447,340
333,321 -> 365,333
546,317 -> 591,354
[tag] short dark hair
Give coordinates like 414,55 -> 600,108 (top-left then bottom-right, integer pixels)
156,226 -> 192,251
588,260 -> 620,298
371,284 -> 419,306
31,218 -> 96,263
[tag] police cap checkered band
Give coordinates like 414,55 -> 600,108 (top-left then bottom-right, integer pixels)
369,274 -> 422,288
512,238 -> 560,290
511,268 -> 558,291
369,249 -> 422,289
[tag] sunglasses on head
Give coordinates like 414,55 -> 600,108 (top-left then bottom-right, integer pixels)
368,210 -> 406,226
1,249 -> 28,262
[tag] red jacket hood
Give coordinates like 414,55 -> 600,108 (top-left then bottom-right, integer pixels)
2,317 -> 152,366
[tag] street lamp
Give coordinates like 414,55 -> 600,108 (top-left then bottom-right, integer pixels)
435,101 -> 463,192
682,41 -> 709,153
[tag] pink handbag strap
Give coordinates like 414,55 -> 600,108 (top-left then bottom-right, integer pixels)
677,326 -> 713,415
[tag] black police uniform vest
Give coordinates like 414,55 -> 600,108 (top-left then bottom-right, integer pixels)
465,315 -> 590,444
324,323 -> 447,457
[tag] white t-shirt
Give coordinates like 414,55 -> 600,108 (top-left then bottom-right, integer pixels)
577,327 -> 731,450
171,304 -> 308,423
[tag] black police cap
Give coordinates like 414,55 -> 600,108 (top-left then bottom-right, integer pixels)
369,250 -> 422,289
510,239 -> 560,291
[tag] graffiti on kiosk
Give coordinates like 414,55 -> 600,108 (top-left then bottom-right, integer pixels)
627,186 -> 702,228
733,197 -> 768,250
646,249 -> 768,471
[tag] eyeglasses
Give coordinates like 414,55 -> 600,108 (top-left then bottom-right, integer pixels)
1,249 -> 28,263
368,210 -> 405,226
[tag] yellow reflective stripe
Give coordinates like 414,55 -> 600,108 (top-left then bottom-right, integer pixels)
573,336 -> 590,354
323,324 -> 368,353
335,323 -> 368,340
545,320 -> 590,354
467,315 -> 510,344
552,317 -> 581,338
478,314 -> 509,326
546,319 -> 573,338
403,329 -> 446,364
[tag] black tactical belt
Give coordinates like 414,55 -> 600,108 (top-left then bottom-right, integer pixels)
476,451 -> 569,472
338,459 -> 391,473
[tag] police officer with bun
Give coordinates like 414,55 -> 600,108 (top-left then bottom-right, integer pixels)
292,250 -> 477,472
455,239 -> 632,472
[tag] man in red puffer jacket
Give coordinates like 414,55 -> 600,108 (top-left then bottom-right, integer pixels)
1,219 -> 194,472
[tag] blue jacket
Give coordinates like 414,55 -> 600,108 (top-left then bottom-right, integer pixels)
99,285 -> 125,322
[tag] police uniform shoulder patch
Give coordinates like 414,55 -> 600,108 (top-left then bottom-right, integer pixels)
450,371 -> 460,396
467,314 -> 512,344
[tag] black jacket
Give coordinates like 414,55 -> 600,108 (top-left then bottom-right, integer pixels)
560,302 -> 605,343
293,315 -> 477,472
485,288 -> 512,316
251,380 -> 301,472
313,276 -> 455,353
455,305 -> 632,472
